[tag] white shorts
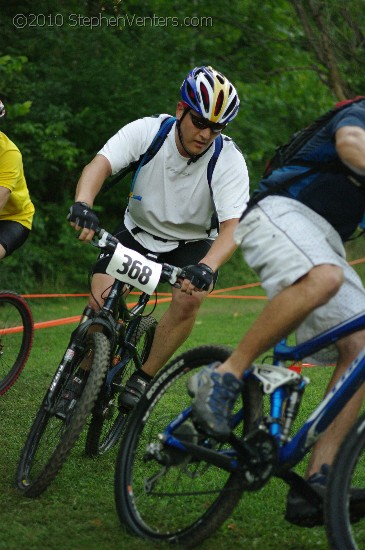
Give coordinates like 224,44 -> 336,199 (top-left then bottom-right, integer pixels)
234,196 -> 365,364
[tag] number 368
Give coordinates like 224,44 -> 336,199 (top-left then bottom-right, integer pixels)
116,254 -> 152,285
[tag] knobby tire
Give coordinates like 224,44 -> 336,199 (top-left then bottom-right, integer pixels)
85,315 -> 157,457
16,332 -> 110,497
0,291 -> 33,396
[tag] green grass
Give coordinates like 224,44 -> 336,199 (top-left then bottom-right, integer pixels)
0,290 -> 346,550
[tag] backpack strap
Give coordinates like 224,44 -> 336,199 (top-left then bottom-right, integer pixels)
129,116 -> 176,201
206,135 -> 223,236
207,134 -> 223,188
102,116 -> 175,196
243,165 -> 318,217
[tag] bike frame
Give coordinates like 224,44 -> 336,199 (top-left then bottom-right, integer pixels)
89,279 -> 154,391
161,310 -> 365,474
273,311 -> 365,470
46,278 -> 153,407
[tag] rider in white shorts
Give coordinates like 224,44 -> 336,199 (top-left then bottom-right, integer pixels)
235,195 -> 365,364
188,97 -> 365,527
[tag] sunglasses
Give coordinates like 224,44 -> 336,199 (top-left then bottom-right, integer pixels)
189,112 -> 226,134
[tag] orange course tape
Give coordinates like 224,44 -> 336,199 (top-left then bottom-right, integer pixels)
12,256 -> 364,333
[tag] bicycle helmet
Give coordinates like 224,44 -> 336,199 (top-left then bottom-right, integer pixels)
0,100 -> 5,118
180,66 -> 239,124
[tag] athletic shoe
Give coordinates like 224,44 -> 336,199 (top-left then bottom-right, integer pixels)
187,363 -> 242,440
285,465 -> 328,527
119,370 -> 152,410
54,370 -> 87,419
285,463 -> 365,527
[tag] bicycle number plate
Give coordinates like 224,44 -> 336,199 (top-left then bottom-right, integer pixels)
106,243 -> 162,294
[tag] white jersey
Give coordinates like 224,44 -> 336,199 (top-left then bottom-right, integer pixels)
98,114 -> 249,251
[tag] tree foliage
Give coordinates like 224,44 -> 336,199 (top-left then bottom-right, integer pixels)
0,0 -> 363,291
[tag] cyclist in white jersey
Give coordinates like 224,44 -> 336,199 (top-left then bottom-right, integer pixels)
67,66 -> 249,410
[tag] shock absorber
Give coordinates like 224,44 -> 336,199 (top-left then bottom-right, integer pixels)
79,305 -> 95,324
281,382 -> 306,442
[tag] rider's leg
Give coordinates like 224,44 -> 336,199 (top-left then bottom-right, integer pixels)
141,285 -> 207,377
0,220 -> 30,260
118,282 -> 208,410
87,272 -> 116,311
187,264 -> 344,440
284,329 -> 365,526
217,264 -> 344,378
306,329 -> 365,478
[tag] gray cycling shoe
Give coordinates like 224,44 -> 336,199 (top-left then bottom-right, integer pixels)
187,363 -> 242,440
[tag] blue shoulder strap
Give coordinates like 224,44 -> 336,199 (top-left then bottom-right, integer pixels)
206,135 -> 223,234
207,134 -> 223,188
129,116 -> 176,201
102,116 -> 175,196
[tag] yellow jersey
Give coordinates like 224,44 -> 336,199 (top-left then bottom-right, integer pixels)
0,131 -> 34,229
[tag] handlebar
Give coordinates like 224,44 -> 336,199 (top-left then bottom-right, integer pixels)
94,227 -> 120,251
93,227 -> 182,287
160,263 -> 182,287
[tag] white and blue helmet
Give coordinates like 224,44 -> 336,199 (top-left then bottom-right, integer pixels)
180,66 -> 240,124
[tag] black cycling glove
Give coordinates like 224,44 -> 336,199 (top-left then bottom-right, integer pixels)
180,263 -> 214,291
67,202 -> 99,230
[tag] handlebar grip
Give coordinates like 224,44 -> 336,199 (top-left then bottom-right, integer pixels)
93,228 -> 119,251
161,264 -> 182,286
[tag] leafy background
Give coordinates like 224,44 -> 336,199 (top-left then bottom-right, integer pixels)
0,0 -> 364,291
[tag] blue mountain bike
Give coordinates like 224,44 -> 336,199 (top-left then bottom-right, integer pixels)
114,311 -> 365,549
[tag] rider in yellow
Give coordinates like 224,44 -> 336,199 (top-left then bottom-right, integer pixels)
0,99 -> 34,259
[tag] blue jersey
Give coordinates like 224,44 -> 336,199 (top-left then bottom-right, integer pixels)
256,103 -> 365,240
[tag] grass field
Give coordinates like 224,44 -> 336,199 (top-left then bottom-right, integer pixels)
0,286 -> 340,550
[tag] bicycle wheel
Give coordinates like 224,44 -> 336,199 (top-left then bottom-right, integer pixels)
325,411 -> 365,550
115,345 -> 264,546
85,315 -> 157,457
16,332 -> 110,497
0,290 -> 33,396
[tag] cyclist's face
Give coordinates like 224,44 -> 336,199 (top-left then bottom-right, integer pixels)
175,103 -> 221,157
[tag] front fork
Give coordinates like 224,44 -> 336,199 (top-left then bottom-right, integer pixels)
44,318 -> 94,410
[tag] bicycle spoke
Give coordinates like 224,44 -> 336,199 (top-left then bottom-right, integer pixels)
115,345 -> 263,545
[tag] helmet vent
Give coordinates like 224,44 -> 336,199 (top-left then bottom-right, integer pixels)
215,90 -> 224,117
216,73 -> 225,85
187,82 -> 197,104
200,83 -> 210,112
224,96 -> 238,118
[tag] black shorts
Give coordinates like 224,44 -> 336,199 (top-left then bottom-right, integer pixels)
0,220 -> 30,257
93,221 -> 219,286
